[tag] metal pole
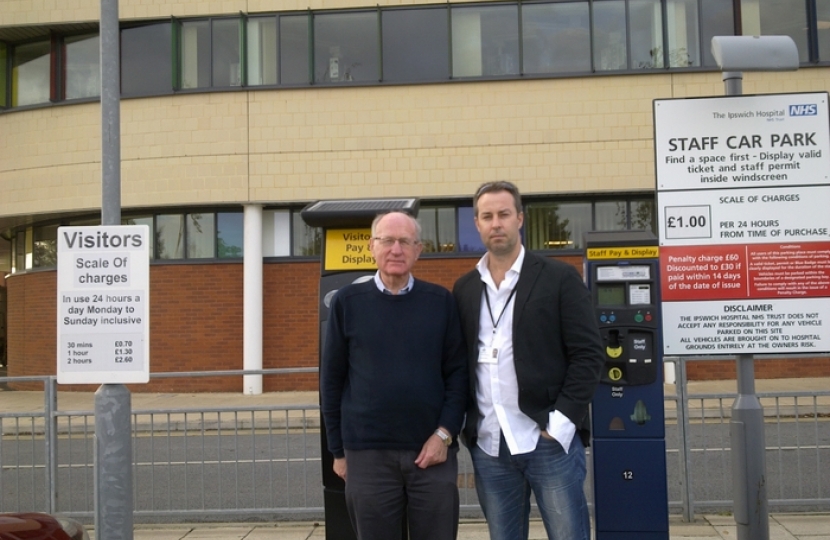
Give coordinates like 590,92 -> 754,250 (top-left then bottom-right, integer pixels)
721,68 -> 768,540
96,1 -> 132,539
94,384 -> 134,540
101,0 -> 121,227
731,354 -> 768,540
674,357 -> 694,522
44,377 -> 58,513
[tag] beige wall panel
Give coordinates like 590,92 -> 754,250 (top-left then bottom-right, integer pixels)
0,1 -> 99,26
121,0 -> 248,20
122,154 -> 250,207
0,104 -> 101,218
248,75 -> 671,202
121,93 -> 251,206
0,103 -> 100,174
248,0 -> 465,14
1,0 -> 467,25
0,162 -> 101,216
122,93 -> 249,161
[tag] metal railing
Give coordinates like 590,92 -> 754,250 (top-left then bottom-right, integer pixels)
2,361 -> 829,523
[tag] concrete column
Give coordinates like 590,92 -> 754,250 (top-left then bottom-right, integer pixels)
243,204 -> 263,395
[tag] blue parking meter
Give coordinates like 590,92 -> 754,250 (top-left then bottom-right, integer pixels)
584,231 -> 669,540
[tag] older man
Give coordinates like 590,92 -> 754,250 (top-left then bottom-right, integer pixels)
320,210 -> 468,540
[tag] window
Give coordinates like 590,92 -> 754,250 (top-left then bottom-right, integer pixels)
630,0 -> 664,69
247,16 -> 278,86
418,207 -> 456,253
280,15 -> 310,85
186,213 -> 215,258
754,0 -> 809,63
382,8 -> 449,82
457,207 -> 486,252
665,0 -> 700,68
64,34 -> 100,99
451,4 -> 519,77
525,201 -> 591,250
217,212 -> 244,258
121,23 -> 173,96
33,224 -> 58,268
522,1 -> 591,74
595,201 -> 629,231
263,210 -> 292,256
700,0 -> 734,66
292,212 -> 322,256
592,1 -> 627,71
13,231 -> 26,273
156,214 -> 185,259
12,40 -> 51,107
819,1 -> 830,62
180,20 -> 210,89
314,11 -> 379,83
0,43 -> 8,108
629,198 -> 655,231
179,19 -> 241,89
212,19 -> 241,87
123,216 -> 155,258
122,23 -> 173,97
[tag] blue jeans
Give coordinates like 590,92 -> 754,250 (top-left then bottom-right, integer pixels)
470,433 -> 590,540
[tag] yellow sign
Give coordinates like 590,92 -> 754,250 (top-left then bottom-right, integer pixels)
324,229 -> 376,271
608,367 -> 623,381
586,246 -> 659,260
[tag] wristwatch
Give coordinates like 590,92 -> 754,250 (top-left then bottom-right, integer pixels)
434,428 -> 452,447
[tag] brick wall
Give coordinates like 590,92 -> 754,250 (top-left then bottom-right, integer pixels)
5,256 -> 828,391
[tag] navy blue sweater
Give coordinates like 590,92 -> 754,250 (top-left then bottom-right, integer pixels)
320,278 -> 468,458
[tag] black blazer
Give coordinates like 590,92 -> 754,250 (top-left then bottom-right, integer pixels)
452,251 -> 605,447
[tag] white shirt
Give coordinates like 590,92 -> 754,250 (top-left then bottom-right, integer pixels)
475,247 -> 575,456
373,272 -> 413,295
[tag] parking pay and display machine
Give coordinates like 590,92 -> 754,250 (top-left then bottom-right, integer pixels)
301,198 -> 418,540
584,231 -> 669,540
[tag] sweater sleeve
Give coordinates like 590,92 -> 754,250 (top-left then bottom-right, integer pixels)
437,292 -> 469,437
320,292 -> 349,458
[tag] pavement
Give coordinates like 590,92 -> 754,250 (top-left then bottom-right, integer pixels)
101,513 -> 830,540
3,375 -> 830,539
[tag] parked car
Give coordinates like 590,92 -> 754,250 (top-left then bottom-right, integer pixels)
0,513 -> 88,540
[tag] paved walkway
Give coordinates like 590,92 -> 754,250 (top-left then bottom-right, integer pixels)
108,513 -> 830,539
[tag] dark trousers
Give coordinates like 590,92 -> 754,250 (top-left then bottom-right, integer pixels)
344,448 -> 459,540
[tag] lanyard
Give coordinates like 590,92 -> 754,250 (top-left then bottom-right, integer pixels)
483,285 -> 517,334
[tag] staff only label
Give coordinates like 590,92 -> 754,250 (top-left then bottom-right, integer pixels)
57,225 -> 150,384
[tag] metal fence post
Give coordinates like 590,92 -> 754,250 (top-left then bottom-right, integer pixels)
675,357 -> 694,522
44,377 -> 58,513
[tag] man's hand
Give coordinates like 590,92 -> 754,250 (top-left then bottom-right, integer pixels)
414,433 -> 448,469
333,457 -> 347,480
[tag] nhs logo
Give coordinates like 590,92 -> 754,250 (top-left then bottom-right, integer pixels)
789,104 -> 818,116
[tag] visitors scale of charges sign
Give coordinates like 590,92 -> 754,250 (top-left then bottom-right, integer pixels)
654,92 -> 830,355
57,225 -> 150,384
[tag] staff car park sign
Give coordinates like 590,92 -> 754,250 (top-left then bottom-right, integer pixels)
654,92 -> 830,355
57,225 -> 150,384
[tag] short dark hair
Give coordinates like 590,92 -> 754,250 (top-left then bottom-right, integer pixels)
473,181 -> 523,216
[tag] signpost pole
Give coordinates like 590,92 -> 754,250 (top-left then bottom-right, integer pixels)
95,0 -> 132,538
720,62 -> 767,540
